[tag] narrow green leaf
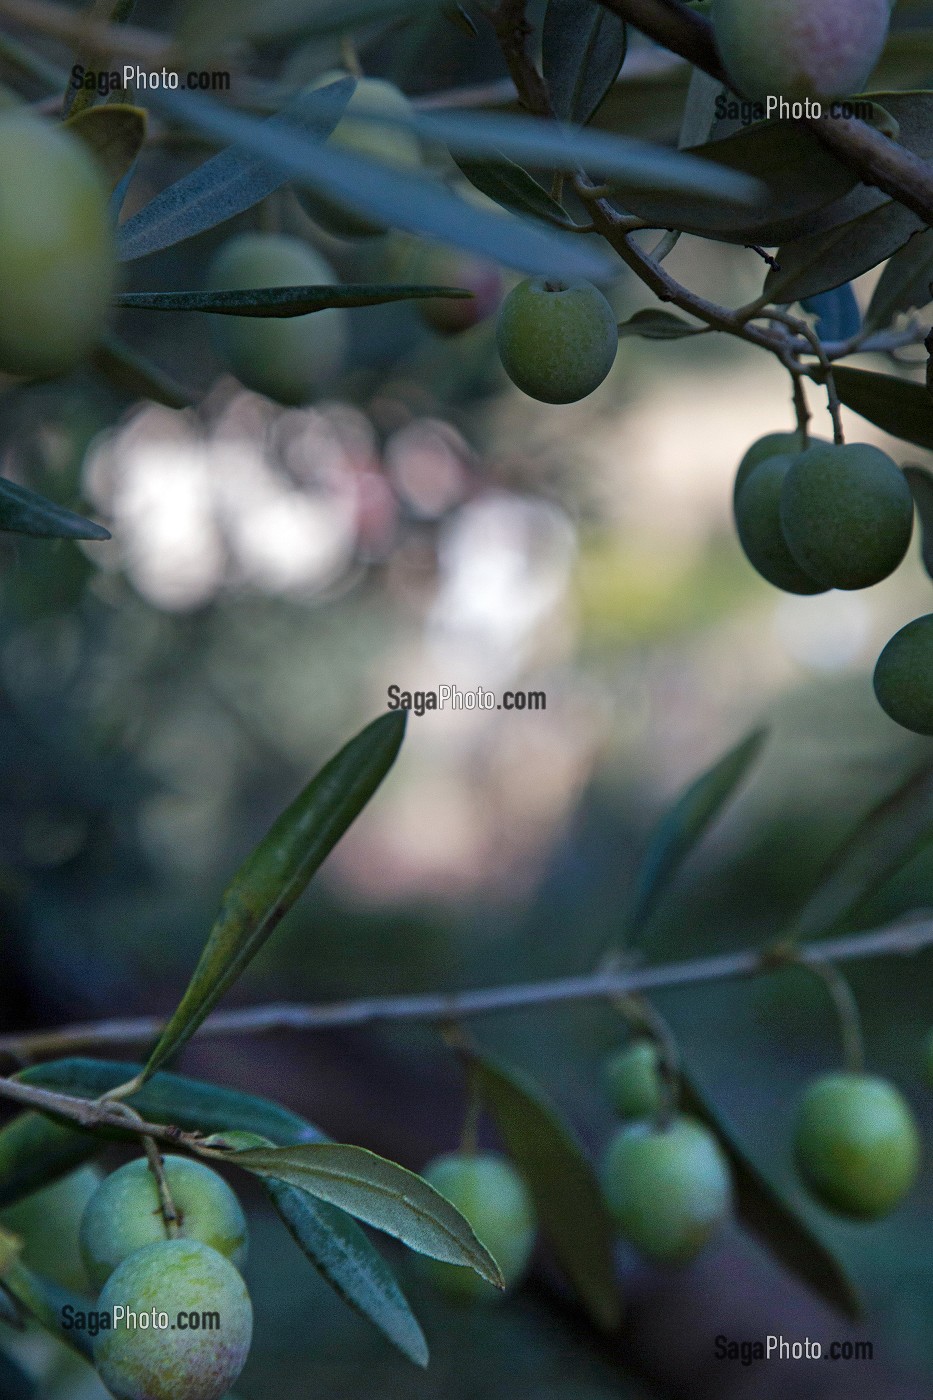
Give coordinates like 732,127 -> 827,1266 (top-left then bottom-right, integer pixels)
0,1226 -> 20,1279
114,284 -> 472,317
65,103 -> 146,190
617,309 -> 706,340
141,712 -> 407,1082
2,1265 -> 94,1361
92,332 -> 196,410
542,0 -> 627,126
866,228 -> 933,332
680,1072 -> 862,1321
904,466 -> 933,579
678,68 -> 725,150
180,0 -> 445,46
468,1051 -> 620,1332
266,1179 -> 429,1367
0,478 -> 109,541
628,728 -> 767,939
764,200 -> 922,305
225,1142 -> 503,1287
138,88 -> 614,281
832,366 -> 933,452
789,757 -> 933,942
117,80 -> 356,262
454,154 -> 576,228
0,1348 -> 34,1400
0,1114 -> 99,1211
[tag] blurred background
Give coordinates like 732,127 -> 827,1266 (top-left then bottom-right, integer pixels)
2,2 -> 933,1397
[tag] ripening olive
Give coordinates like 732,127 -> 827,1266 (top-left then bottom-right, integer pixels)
0,112 -> 116,378
0,1164 -> 101,1291
93,1239 -> 252,1400
793,1072 -> 920,1219
80,1155 -> 248,1291
733,430 -> 811,505
600,1117 -> 732,1263
734,453 -> 828,594
496,278 -> 618,404
603,1039 -> 665,1121
874,614 -> 933,735
779,442 -> 914,590
413,245 -> 503,336
296,73 -> 422,238
711,0 -> 890,103
419,1152 -> 536,1300
206,233 -> 348,405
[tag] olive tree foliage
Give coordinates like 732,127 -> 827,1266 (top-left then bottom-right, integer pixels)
3,0 -> 933,1393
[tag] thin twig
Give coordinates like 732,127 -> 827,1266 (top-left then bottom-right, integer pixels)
142,1135 -> 181,1236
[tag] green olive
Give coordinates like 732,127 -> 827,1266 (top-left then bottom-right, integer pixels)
734,453 -> 828,594
296,73 -> 422,238
600,1116 -> 732,1263
711,0 -> 890,102
419,1152 -> 536,1301
873,614 -> 933,735
733,430 -> 811,505
0,113 -> 116,377
496,278 -> 618,404
603,1039 -> 665,1121
793,1072 -> 920,1219
779,442 -> 914,590
206,233 -> 348,405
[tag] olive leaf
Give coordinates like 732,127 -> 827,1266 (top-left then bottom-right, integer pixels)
799,285 -> 861,341
0,478 -> 109,542
680,1071 -> 862,1320
466,1051 -> 620,1331
0,1113 -> 99,1210
1,1266 -> 94,1361
114,284 -> 472,317
0,1348 -> 34,1400
617,309 -> 706,340
134,710 -> 406,1085
0,1227 -> 20,1279
787,756 -> 933,943
180,0 -> 446,47
453,154 -> 576,228
92,333 -> 196,411
831,366 -> 933,452
866,227 -> 933,332
219,1142 -> 503,1287
628,727 -> 768,942
904,466 -> 933,579
65,103 -> 146,190
764,199 -> 921,305
541,0 -> 627,126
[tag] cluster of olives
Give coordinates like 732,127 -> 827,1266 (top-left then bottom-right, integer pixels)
3,1155 -> 253,1400
733,434 -> 933,735
599,1038 -> 920,1262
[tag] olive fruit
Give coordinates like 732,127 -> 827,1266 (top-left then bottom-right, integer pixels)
734,453 -> 828,594
93,1239 -> 252,1400
600,1117 -> 732,1263
414,245 -> 503,336
496,279 -> 617,404
0,112 -> 116,378
419,1151 -> 535,1300
733,430 -> 811,505
711,0 -> 890,103
206,233 -> 348,405
0,1164 -> 101,1291
874,615 -> 933,735
603,1039 -> 665,1121
793,1072 -> 920,1219
779,442 -> 914,590
80,1155 -> 248,1290
296,73 -> 421,238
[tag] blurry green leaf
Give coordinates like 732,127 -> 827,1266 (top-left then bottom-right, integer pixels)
114,284 -> 472,316
866,228 -> 933,331
0,1113 -> 99,1211
468,1051 -> 620,1332
0,1226 -> 20,1279
140,712 -> 406,1083
765,201 -> 923,305
832,366 -> 933,451
542,0 -> 626,125
266,1179 -> 429,1367
800,285 -> 861,341
92,332 -> 196,410
789,758 -> 933,941
680,1072 -> 862,1321
0,1348 -> 33,1400
117,79 -> 356,262
0,1289 -> 23,1330
617,309 -> 706,339
0,478 -> 109,542
2,1266 -> 94,1361
224,1142 -> 503,1286
180,0 -> 445,46
140,88 -> 614,280
904,465 -> 933,578
677,67 -> 725,149
454,154 -> 576,228
65,103 -> 146,190
629,727 -> 767,939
